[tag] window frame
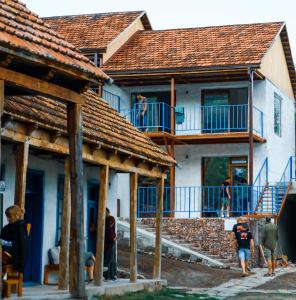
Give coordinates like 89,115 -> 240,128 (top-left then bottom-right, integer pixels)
274,92 -> 282,137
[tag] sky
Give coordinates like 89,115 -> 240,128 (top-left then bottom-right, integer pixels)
25,0 -> 296,61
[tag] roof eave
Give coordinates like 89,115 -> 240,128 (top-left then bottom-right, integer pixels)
104,64 -> 261,76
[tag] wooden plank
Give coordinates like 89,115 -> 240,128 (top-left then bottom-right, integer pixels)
153,176 -> 164,279
0,66 -> 85,104
14,141 -> 29,210
67,103 -> 85,298
58,158 -> 71,290
1,125 -> 168,178
130,172 -> 138,282
170,77 -> 175,135
169,142 -> 175,217
94,165 -> 109,286
248,70 -> 254,184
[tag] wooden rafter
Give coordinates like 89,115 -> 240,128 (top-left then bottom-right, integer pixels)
0,67 -> 86,104
2,122 -> 167,178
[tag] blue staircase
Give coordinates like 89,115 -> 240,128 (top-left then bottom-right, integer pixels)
253,156 -> 295,218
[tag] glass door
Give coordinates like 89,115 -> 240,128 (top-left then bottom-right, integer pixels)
230,158 -> 248,215
202,91 -> 229,133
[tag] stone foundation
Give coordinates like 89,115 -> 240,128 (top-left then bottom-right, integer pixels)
141,218 -> 237,262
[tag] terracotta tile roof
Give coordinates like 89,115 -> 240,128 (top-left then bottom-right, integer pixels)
4,90 -> 175,166
103,22 -> 285,73
44,11 -> 151,51
0,0 -> 108,81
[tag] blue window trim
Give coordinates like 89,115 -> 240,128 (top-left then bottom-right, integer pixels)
56,174 -> 64,245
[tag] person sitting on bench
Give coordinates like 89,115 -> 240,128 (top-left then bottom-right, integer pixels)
1,205 -> 28,274
48,241 -> 96,283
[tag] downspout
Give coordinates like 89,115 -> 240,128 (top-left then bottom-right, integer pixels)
248,68 -> 254,185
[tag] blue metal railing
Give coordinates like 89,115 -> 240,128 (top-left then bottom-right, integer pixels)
91,87 -> 121,111
175,104 -> 264,136
121,103 -> 264,136
120,102 -> 172,132
275,156 -> 296,212
254,156 -> 295,215
252,158 -> 268,212
138,185 -> 253,218
102,89 -> 121,111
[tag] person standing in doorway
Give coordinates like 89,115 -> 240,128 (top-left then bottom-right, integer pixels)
236,223 -> 254,277
104,215 -> 117,280
262,217 -> 278,276
220,177 -> 231,217
136,94 -> 148,132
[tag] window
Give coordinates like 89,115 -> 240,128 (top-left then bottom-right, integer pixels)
274,93 -> 282,136
56,175 -> 64,245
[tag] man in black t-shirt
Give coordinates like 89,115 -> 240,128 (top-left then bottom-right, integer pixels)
231,217 -> 250,240
235,224 -> 254,276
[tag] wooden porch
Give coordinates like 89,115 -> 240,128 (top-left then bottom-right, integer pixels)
9,279 -> 166,300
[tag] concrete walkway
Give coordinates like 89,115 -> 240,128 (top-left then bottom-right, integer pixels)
189,267 -> 296,299
8,279 -> 166,300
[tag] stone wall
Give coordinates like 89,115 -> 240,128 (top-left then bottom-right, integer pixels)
141,218 -> 238,263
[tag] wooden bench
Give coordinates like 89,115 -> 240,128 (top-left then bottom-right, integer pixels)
44,264 -> 88,285
3,265 -> 23,298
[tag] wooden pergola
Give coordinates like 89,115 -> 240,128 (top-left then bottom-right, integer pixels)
0,0 -> 174,298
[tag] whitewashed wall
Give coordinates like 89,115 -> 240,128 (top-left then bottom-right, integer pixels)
263,79 -> 295,182
1,144 -> 120,282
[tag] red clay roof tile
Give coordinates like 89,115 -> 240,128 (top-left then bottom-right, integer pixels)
0,0 -> 108,81
44,11 -> 149,51
4,90 -> 175,166
103,22 -> 284,73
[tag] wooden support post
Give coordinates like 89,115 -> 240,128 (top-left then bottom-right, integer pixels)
58,158 -> 71,290
130,172 -> 138,282
14,141 -> 29,210
170,77 -> 175,135
248,69 -> 254,184
153,176 -> 164,279
169,142 -> 175,217
0,79 -> 4,298
94,165 -> 109,286
67,102 -> 85,298
98,81 -> 103,98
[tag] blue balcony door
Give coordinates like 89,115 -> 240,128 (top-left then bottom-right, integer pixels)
202,91 -> 229,133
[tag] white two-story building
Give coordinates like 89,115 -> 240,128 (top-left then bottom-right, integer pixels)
46,14 -> 296,221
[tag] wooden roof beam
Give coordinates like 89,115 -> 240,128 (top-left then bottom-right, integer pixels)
0,54 -> 14,68
0,66 -> 86,104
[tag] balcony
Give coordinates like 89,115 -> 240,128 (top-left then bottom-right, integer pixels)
120,102 -> 265,142
138,185 -> 254,218
91,87 -> 121,111
121,102 -> 172,132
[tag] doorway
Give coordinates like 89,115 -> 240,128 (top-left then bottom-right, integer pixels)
24,169 -> 44,283
87,182 -> 100,254
131,92 -> 171,132
202,88 -> 248,133
202,156 -> 248,216
230,157 -> 249,215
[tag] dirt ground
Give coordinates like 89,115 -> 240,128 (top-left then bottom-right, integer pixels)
117,247 -> 241,288
256,272 -> 296,290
